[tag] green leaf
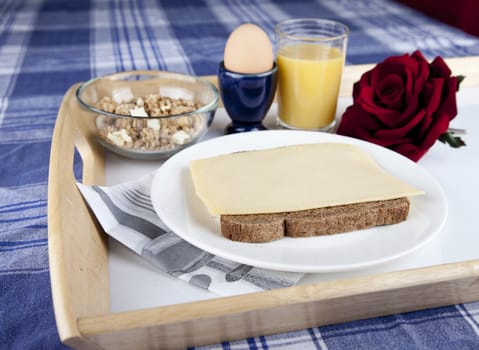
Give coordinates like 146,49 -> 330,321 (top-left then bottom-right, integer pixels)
456,75 -> 466,91
438,131 -> 466,148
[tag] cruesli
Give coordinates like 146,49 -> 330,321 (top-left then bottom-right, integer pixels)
94,94 -> 204,152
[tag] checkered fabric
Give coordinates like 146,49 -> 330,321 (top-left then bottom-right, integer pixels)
1,0 -> 479,349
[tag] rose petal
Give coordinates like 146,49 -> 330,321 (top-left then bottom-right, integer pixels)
422,78 -> 444,118
418,111 -> 451,150
412,51 -> 432,83
371,60 -> 408,86
417,78 -> 456,137
393,143 -> 427,162
429,56 -> 452,79
375,74 -> 405,109
337,106 -> 409,148
399,52 -> 429,124
404,57 -> 420,80
376,109 -> 426,140
356,87 -> 403,127
353,69 -> 379,101
372,134 -> 412,147
407,53 -> 429,99
411,50 -> 426,61
410,74 -> 425,100
399,94 -> 419,125
337,105 -> 382,138
396,63 -> 423,125
417,113 -> 433,137
436,77 -> 458,120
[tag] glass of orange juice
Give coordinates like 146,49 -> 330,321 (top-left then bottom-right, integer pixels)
275,19 -> 349,131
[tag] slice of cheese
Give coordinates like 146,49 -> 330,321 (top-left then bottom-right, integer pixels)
189,143 -> 424,215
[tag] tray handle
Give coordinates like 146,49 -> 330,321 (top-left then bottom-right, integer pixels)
48,83 -> 109,348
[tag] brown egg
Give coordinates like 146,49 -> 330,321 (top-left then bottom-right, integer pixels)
224,23 -> 274,74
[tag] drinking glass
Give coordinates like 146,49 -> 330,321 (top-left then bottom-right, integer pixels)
275,19 -> 349,131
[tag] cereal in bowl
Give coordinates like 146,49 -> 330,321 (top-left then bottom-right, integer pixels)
94,95 -> 204,151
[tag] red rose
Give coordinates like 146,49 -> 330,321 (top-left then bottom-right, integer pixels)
336,50 -> 459,162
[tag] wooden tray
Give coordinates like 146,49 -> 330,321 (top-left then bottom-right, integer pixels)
48,58 -> 479,349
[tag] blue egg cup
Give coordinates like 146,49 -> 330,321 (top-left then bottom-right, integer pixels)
218,61 -> 278,134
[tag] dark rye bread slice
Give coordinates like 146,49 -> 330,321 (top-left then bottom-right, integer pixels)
220,197 -> 410,243
285,197 -> 410,238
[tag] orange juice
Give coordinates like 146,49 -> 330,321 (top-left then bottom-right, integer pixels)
277,44 -> 344,129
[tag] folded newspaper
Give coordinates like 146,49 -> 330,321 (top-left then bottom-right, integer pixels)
77,172 -> 304,296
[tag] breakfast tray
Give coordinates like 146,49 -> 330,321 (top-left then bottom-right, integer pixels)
48,58 -> 479,349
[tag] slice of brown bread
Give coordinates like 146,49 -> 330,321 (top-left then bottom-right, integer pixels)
220,197 -> 410,243
220,213 -> 285,243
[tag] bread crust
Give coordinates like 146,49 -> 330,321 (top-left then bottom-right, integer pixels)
220,198 -> 410,243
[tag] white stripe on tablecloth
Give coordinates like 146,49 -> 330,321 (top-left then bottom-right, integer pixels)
90,0 -> 193,76
0,0 -> 41,124
457,302 -> 479,336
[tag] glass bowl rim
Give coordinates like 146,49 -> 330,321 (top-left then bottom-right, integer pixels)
75,70 -> 219,120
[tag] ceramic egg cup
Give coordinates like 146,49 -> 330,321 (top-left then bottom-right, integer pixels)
218,61 -> 278,134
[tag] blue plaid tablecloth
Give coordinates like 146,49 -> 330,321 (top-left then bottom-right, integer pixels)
2,0 -> 479,349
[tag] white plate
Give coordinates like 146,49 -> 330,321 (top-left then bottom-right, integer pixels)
151,130 -> 447,273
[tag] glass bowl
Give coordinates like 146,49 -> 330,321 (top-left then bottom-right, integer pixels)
76,70 -> 219,159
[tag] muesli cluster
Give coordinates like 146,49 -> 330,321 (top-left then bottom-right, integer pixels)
94,94 -> 204,152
